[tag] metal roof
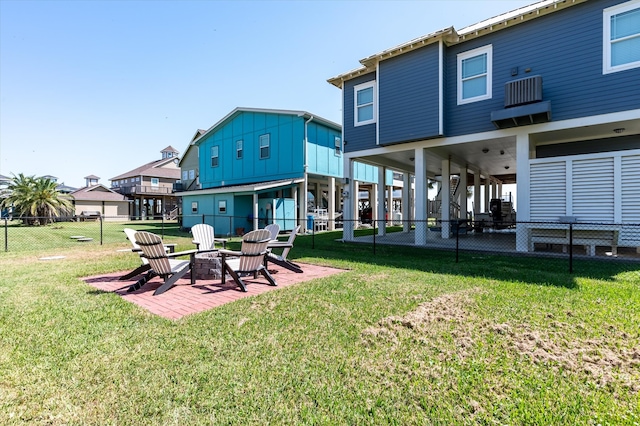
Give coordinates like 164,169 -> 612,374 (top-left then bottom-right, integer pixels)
178,178 -> 304,197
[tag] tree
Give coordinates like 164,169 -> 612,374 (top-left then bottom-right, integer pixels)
0,174 -> 73,225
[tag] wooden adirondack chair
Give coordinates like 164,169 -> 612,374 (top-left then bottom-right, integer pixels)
191,223 -> 228,252
219,229 -> 276,292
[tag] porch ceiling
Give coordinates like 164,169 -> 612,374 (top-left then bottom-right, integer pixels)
353,116 -> 639,185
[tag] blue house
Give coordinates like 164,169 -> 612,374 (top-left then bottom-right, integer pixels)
329,0 -> 640,252
177,107 -> 386,235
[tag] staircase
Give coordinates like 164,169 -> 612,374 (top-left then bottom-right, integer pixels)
433,175 -> 461,219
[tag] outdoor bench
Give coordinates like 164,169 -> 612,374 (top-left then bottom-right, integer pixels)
528,224 -> 619,256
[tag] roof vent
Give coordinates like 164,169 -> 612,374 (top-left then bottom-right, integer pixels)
504,75 -> 542,108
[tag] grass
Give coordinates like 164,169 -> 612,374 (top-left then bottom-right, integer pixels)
1,230 -> 639,424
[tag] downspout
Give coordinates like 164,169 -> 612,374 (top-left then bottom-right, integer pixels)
303,115 -> 314,232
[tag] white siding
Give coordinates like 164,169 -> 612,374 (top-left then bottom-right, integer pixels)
572,157 -> 615,222
621,154 -> 640,223
530,161 -> 566,221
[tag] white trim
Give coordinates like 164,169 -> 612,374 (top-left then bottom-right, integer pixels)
438,40 -> 444,135
376,63 -> 380,144
457,45 -> 493,105
353,80 -> 376,127
603,0 -> 640,74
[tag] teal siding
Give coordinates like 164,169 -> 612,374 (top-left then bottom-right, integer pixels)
306,121 -> 343,177
197,111 -> 309,188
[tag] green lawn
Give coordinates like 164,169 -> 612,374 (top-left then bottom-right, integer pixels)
1,230 -> 638,424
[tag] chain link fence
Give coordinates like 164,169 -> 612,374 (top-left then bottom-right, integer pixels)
3,215 -> 639,273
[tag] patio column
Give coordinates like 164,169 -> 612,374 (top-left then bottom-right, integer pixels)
441,158 -> 451,238
387,181 -> 393,226
343,160 -> 355,241
474,172 -> 481,215
484,176 -> 491,213
516,132 -> 531,252
377,166 -> 386,236
414,148 -> 428,245
299,180 -> 307,233
460,165 -> 468,221
293,185 -> 299,229
328,176 -> 336,231
252,193 -> 259,231
402,172 -> 411,232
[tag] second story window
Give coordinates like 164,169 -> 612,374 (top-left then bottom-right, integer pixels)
457,45 -> 492,105
182,170 -> 188,181
151,178 -> 159,186
236,140 -> 243,159
604,1 -> 640,74
211,146 -> 219,167
259,134 -> 270,159
334,136 -> 342,156
354,81 -> 376,126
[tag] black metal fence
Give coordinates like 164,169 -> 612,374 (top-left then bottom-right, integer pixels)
2,215 -> 640,273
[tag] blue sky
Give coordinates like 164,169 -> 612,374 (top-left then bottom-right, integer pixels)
1,0 -> 533,188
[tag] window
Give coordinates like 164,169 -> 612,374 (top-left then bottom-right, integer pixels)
236,140 -> 243,159
151,178 -> 159,186
191,202 -> 198,214
353,81 -> 376,126
182,171 -> 188,181
334,136 -> 342,156
218,200 -> 227,214
259,134 -> 270,159
604,1 -> 640,74
211,146 -> 219,167
189,169 -> 195,180
457,45 -> 492,104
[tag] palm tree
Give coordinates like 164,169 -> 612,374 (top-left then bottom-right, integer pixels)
0,174 -> 73,225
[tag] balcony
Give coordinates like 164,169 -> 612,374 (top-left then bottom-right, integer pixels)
115,185 -> 174,196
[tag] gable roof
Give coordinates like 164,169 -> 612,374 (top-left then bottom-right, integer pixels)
191,107 -> 341,147
110,157 -> 180,181
70,184 -> 128,202
328,0 -> 586,87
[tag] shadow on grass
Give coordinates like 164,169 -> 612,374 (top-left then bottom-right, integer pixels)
287,231 -> 639,289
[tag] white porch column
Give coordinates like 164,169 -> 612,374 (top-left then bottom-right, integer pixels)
460,165 -> 468,220
491,180 -> 497,202
441,158 -> 451,238
298,181 -> 307,233
414,148 -> 428,245
343,160 -> 355,241
292,185 -> 299,228
328,176 -> 336,231
402,172 -> 411,232
252,193 -> 259,231
516,132 -> 531,252
377,166 -> 386,236
484,176 -> 491,212
387,182 -> 393,225
474,172 -> 481,215
498,182 -> 503,199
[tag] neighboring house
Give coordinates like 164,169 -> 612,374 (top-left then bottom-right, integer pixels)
39,175 -> 77,193
328,0 -> 640,251
69,176 -> 129,221
176,129 -> 206,195
110,146 -> 181,219
177,107 -> 384,235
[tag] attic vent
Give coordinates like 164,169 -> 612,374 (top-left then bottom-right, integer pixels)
504,75 -> 542,107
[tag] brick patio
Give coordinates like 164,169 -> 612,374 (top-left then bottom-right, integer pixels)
84,263 -> 346,320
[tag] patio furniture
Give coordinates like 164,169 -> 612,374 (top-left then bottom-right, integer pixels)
266,225 -> 303,273
219,229 -> 276,292
131,231 -> 198,295
120,228 -> 175,281
527,222 -> 619,256
264,223 -> 280,241
191,223 -> 228,252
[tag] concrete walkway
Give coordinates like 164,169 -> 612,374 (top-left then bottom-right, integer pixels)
84,262 -> 346,320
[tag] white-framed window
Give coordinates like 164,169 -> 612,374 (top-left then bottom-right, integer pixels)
218,200 -> 227,214
236,140 -> 243,159
211,146 -> 219,167
457,45 -> 493,105
259,134 -> 270,159
151,178 -> 159,186
334,136 -> 342,156
191,201 -> 198,214
603,1 -> 640,74
189,169 -> 195,180
353,81 -> 376,126
182,170 -> 188,181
